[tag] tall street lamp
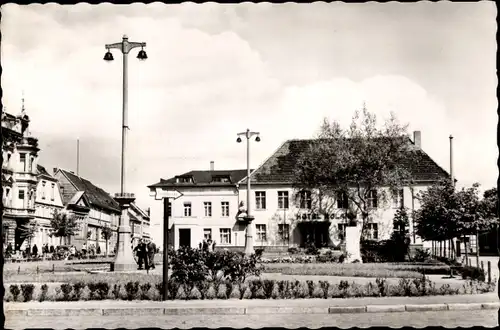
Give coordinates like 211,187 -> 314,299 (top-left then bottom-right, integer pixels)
104,35 -> 148,271
237,129 -> 260,256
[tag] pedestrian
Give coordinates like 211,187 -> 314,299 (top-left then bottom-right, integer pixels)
82,242 -> 87,258
25,245 -> 31,259
134,239 -> 147,270
96,244 -> 101,255
32,244 -> 38,257
202,238 -> 209,251
146,239 -> 156,270
49,245 -> 54,253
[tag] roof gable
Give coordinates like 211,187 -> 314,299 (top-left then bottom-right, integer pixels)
249,138 -> 450,184
59,169 -> 120,213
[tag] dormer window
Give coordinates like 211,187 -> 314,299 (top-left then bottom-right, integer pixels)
211,175 -> 231,183
176,176 -> 193,183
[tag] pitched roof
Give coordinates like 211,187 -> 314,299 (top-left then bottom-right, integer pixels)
248,138 -> 450,184
36,165 -> 53,178
149,169 -> 252,188
59,169 -> 121,213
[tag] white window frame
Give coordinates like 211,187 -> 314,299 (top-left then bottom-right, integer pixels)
256,224 -> 267,242
392,189 -> 404,209
183,202 -> 192,217
278,191 -> 289,209
204,202 -> 212,217
367,190 -> 378,208
220,228 -> 231,244
278,223 -> 289,242
255,191 -> 266,210
366,223 -> 379,240
221,201 -> 229,217
20,153 -> 26,172
337,191 -> 349,209
204,228 -> 212,240
299,190 -> 312,209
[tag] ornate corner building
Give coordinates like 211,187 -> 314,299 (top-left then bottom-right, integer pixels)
2,103 -> 40,250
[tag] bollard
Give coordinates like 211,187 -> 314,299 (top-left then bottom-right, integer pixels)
36,266 -> 39,274
487,261 -> 491,283
52,263 -> 55,274
17,266 -> 20,274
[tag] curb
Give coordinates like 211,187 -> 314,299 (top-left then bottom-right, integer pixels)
6,302 -> 500,317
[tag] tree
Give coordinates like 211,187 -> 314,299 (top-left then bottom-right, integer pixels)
478,188 -> 498,232
293,107 -> 412,258
49,210 -> 80,245
100,224 -> 113,257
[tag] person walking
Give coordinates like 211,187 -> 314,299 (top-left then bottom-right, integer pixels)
146,239 -> 156,270
32,244 -> 38,257
82,242 -> 87,258
134,239 -> 147,270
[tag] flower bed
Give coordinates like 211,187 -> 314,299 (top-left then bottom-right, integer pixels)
4,277 -> 495,302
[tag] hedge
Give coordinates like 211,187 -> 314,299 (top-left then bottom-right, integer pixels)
4,277 -> 495,302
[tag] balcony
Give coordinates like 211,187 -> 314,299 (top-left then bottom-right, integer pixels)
4,207 -> 36,218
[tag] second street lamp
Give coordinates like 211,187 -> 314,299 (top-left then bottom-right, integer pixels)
104,34 -> 147,271
237,129 -> 260,256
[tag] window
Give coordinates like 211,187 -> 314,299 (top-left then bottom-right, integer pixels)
221,201 -> 229,217
18,189 -> 25,202
338,223 -> 347,240
177,176 -> 193,183
392,189 -> 404,209
42,181 -> 46,199
51,183 -> 55,201
278,224 -> 289,242
204,228 -> 212,240
367,190 -> 378,208
278,191 -> 289,209
337,191 -> 349,209
256,224 -> 267,242
20,153 -> 26,171
204,202 -> 212,217
183,202 -> 192,217
212,176 -> 230,183
220,228 -> 231,244
255,191 -> 266,210
299,190 -> 312,209
366,223 -> 379,240
29,157 -> 34,172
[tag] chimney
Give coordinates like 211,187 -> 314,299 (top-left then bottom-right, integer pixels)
53,167 -> 58,175
413,131 -> 421,149
210,161 -> 214,171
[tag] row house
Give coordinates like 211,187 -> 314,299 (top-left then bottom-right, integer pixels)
2,104 -> 40,250
149,131 -> 450,251
54,168 -> 150,252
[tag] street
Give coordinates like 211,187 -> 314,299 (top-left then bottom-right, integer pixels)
5,310 -> 498,329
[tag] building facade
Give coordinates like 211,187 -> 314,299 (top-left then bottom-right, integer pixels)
149,131 -> 450,251
33,165 -> 65,248
54,168 -> 150,253
2,104 -> 40,250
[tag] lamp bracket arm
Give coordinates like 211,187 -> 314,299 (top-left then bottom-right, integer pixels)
105,43 -> 123,50
124,42 -> 146,54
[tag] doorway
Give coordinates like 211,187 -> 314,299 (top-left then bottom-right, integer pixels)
179,228 -> 191,248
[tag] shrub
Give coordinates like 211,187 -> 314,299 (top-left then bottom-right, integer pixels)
254,248 -> 264,258
20,284 -> 35,302
397,278 -> 413,297
288,247 -> 299,254
60,284 -> 73,301
311,282 -> 324,298
96,282 -> 110,300
216,283 -> 228,299
271,282 -> 281,299
229,283 -> 241,299
175,285 -> 187,300
140,283 -> 152,300
80,286 -> 92,301
125,281 -> 140,301
188,286 -> 202,300
460,266 -> 485,281
262,280 -> 274,299
39,284 -> 49,302
112,284 -> 122,300
170,247 -> 208,285
375,278 -> 388,297
413,248 -> 432,262
294,281 -> 309,299
72,282 -> 85,301
204,283 -> 216,300
9,284 -> 21,302
241,285 -> 252,299
305,243 -> 320,256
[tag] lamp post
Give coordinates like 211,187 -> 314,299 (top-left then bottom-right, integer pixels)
104,35 -> 148,271
237,129 -> 260,256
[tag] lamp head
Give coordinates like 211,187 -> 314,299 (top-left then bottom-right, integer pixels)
137,49 -> 148,61
236,137 -> 242,143
255,136 -> 261,142
103,50 -> 114,61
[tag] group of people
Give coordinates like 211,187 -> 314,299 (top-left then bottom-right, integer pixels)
133,238 -> 156,270
3,241 -> 105,260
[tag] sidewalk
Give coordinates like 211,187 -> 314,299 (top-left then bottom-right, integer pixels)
6,293 -> 499,317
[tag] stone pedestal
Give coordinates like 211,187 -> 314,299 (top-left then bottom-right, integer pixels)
345,224 -> 363,263
113,193 -> 136,272
243,215 -> 255,256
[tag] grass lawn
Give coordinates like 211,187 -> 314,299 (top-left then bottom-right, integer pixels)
261,263 -> 450,278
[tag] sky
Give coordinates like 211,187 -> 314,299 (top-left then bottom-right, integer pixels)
1,2 -> 497,212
